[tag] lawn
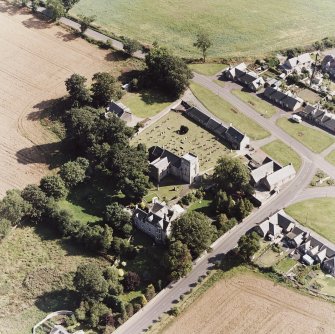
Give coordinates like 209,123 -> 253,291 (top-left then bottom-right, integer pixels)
232,89 -> 277,118
261,139 -> 302,171
190,82 -> 270,140
276,117 -> 335,153
119,89 -> 175,118
285,198 -> 335,244
274,257 -> 297,274
310,271 -> 335,296
0,224 -> 107,334
296,88 -> 321,105
254,246 -> 285,268
70,0 -> 335,58
325,150 -> 335,166
132,111 -> 230,172
188,63 -> 227,76
58,199 -> 100,223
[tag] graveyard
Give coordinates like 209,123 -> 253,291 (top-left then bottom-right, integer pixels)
132,111 -> 231,173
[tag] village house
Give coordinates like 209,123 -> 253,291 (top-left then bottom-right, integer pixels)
225,63 -> 265,91
302,104 -> 335,134
148,146 -> 199,184
132,198 -> 185,243
50,325 -> 84,334
263,86 -> 304,111
281,53 -> 313,75
321,54 -> 335,79
184,106 -> 250,150
106,100 -> 132,123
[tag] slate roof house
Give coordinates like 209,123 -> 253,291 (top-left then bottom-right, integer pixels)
321,54 -> 335,79
184,106 -> 250,150
106,100 -> 132,123
281,53 -> 313,75
285,226 -> 306,248
303,104 -> 335,134
148,146 -> 199,184
133,198 -> 185,243
225,63 -> 265,91
263,87 -> 303,111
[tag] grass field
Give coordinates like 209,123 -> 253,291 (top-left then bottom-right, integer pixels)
188,63 -> 227,76
190,83 -> 270,140
261,139 -> 302,171
0,225 -> 107,334
232,89 -> 277,118
285,198 -> 335,244
325,150 -> 335,166
70,0 -> 335,58
132,111 -> 230,172
274,257 -> 297,274
119,89 -> 174,118
276,118 -> 335,153
58,199 -> 100,223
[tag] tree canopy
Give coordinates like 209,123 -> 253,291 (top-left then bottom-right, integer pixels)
123,38 -> 141,56
237,232 -> 260,262
167,240 -> 192,280
65,74 -> 92,107
171,211 -> 215,258
193,30 -> 212,63
145,46 -> 193,98
40,175 -> 68,200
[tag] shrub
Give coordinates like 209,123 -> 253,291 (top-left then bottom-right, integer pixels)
169,306 -> 180,316
123,271 -> 141,291
179,125 -> 189,135
40,175 -> 68,200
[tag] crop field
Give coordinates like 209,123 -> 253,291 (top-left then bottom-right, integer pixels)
0,2 -> 141,197
131,111 -> 230,173
162,273 -> 335,334
70,0 -> 335,58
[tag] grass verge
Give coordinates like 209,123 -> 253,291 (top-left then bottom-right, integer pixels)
232,89 -> 277,118
190,82 -> 270,140
285,198 -> 335,244
261,139 -> 302,171
188,63 -> 227,76
276,118 -> 335,153
325,150 -> 335,166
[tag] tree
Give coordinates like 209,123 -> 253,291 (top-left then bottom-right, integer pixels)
91,72 -> 123,107
123,271 -> 141,291
237,232 -> 260,262
217,216 -> 237,234
60,158 -> 89,188
46,0 -> 65,21
74,264 -> 109,302
144,284 -> 156,301
145,46 -> 193,98
62,0 -> 79,12
104,203 -> 131,233
40,175 -> 68,200
193,30 -> 212,63
167,241 -> 192,280
0,189 -> 30,225
22,184 -> 49,223
213,156 -> 251,195
0,219 -> 11,240
171,212 -> 215,258
123,38 -> 141,56
65,74 -> 92,107
88,302 -> 112,328
78,14 -> 96,34
234,198 -> 253,221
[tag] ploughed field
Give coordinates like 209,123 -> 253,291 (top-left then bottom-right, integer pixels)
70,0 -> 335,58
0,2 -> 138,197
163,273 -> 335,334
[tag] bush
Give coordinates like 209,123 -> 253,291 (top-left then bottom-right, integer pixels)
179,125 -> 189,135
123,271 -> 141,291
0,219 -> 11,240
169,306 -> 180,316
40,175 -> 68,200
144,284 -> 156,301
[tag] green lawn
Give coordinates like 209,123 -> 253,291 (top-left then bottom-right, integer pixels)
254,247 -> 285,268
285,198 -> 335,244
190,82 -> 270,140
261,139 -> 302,171
70,0 -> 335,58
119,89 -> 174,118
188,63 -> 227,76
325,150 -> 335,166
232,89 -> 277,118
132,111 -> 230,172
276,118 -> 335,153
188,195 -> 214,217
296,88 -> 321,105
311,271 -> 335,296
58,199 -> 100,223
274,257 -> 297,274
0,225 -> 107,334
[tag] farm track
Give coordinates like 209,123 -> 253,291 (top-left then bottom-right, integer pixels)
0,2 -> 112,197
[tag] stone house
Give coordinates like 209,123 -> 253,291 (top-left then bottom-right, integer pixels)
263,87 -> 303,111
281,53 -> 313,75
303,104 -> 335,134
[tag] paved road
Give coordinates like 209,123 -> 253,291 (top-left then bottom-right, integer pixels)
115,73 -> 335,334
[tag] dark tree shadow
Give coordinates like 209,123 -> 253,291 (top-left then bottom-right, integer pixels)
0,2 -> 25,15
35,289 -> 79,313
117,69 -> 142,84
22,15 -> 52,30
104,50 -> 129,62
55,31 -> 79,42
29,97 -> 68,122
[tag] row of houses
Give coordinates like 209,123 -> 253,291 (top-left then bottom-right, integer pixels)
255,210 -> 335,276
148,146 -> 200,185
263,86 -> 304,111
183,106 -> 250,150
302,104 -> 335,134
225,63 -> 265,91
